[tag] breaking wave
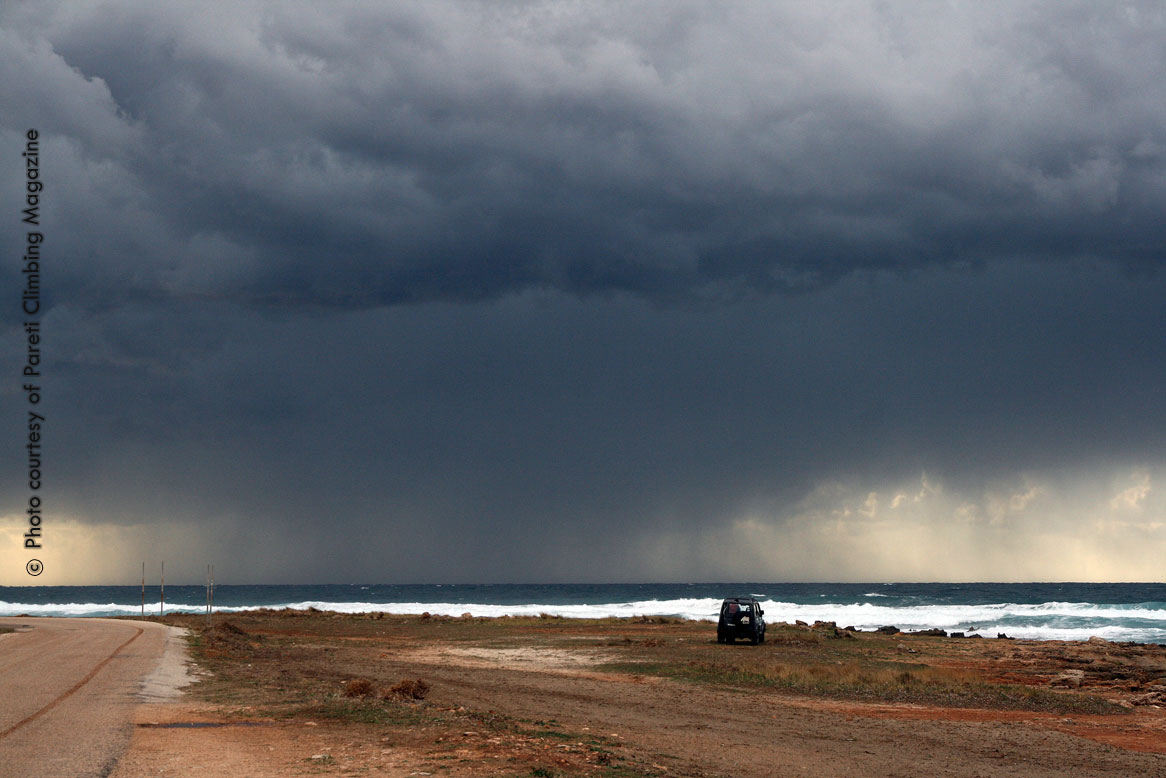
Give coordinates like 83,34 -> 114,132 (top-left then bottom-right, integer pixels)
3,596 -> 1165,643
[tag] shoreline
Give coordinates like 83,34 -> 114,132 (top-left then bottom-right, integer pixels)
4,604 -> 1164,645
6,580 -> 1166,644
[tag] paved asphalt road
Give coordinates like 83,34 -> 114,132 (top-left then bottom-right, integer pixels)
0,618 -> 173,778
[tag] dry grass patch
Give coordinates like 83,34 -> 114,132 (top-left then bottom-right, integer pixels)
754,659 -> 971,687
603,655 -> 1124,714
343,677 -> 376,697
383,678 -> 431,700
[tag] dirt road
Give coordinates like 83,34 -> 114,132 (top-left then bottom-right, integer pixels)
400,643 -> 1166,778
0,618 -> 184,778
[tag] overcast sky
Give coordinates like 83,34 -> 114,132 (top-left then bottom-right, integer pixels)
2,1 -> 1164,585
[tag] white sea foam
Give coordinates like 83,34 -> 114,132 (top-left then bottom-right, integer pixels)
3,597 -> 1164,643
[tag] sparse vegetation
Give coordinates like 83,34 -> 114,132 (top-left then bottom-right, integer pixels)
383,678 -> 430,700
600,656 -> 1125,715
165,612 -> 662,776
343,677 -> 375,698
130,609 -> 1149,777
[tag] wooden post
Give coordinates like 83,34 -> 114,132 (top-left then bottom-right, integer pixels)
160,561 -> 165,618
140,562 -> 145,620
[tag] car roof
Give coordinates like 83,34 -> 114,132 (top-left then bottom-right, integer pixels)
722,597 -> 758,603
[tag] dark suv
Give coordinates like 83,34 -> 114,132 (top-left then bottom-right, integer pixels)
717,597 -> 766,644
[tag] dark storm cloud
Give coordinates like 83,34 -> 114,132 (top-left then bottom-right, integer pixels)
24,263 -> 1166,582
2,2 -> 1165,582
4,1 -> 1166,312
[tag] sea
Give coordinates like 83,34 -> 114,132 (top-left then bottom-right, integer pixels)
3,582 -> 1165,644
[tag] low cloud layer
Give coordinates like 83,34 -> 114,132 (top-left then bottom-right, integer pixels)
1,2 -> 1164,583
5,2 -> 1166,309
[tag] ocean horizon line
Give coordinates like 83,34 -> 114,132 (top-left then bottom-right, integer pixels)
4,582 -> 1165,643
6,580 -> 1166,588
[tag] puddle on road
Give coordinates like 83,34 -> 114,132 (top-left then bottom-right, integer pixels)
138,721 -> 273,729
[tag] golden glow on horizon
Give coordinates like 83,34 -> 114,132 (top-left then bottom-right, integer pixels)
627,468 -> 1164,583
0,516 -> 209,586
2,468 -> 1162,585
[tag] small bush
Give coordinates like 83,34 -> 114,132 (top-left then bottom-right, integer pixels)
344,678 -> 375,698
383,678 -> 430,700
201,620 -> 257,651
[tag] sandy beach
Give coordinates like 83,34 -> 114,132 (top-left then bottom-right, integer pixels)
21,610 -> 1158,777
